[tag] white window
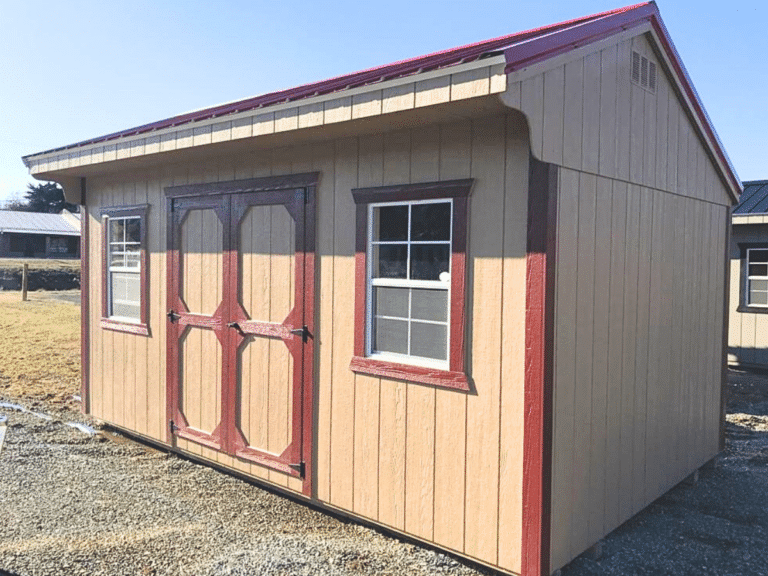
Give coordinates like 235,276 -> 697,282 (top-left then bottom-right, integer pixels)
747,248 -> 768,307
367,199 -> 452,368
107,216 -> 142,322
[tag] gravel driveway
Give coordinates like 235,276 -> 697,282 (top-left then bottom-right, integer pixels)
2,369 -> 767,576
0,407 -> 485,576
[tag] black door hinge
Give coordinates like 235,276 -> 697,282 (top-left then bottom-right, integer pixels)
290,325 -> 310,343
167,310 -> 180,323
289,461 -> 305,476
169,420 -> 178,435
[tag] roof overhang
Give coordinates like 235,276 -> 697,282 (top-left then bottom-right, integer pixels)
22,2 -> 741,204
24,58 -> 509,202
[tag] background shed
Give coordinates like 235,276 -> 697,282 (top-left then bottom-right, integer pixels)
0,210 -> 80,258
729,180 -> 768,369
21,4 -> 739,575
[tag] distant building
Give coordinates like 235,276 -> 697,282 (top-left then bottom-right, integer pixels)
729,181 -> 768,369
0,210 -> 80,258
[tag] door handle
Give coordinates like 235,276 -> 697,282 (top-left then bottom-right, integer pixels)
167,310 -> 180,323
227,321 -> 244,334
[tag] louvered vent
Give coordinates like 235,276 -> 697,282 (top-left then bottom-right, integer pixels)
631,50 -> 657,94
632,51 -> 641,82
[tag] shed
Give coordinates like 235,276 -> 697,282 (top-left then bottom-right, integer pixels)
728,180 -> 768,369
0,210 -> 80,258
21,4 -> 739,575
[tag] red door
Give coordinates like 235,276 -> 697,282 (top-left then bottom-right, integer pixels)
166,179 -> 315,493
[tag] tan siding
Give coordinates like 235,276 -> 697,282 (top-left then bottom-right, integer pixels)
85,113 -> 530,575
589,177 -> 611,543
433,120 -> 471,553
550,167 -> 579,570
521,30 -> 736,573
464,115 -> 504,562
497,112 -> 529,575
604,180 -> 626,533
598,45 -> 618,177
327,137 -> 358,511
513,32 -> 733,207
377,130 -> 410,531
550,174 -> 731,572
352,133 -> 383,521
562,58 -> 583,171
403,124 -> 440,543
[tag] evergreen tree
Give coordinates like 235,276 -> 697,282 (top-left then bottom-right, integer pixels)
20,182 -> 78,213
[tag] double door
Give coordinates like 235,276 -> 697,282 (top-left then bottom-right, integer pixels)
165,178 -> 315,488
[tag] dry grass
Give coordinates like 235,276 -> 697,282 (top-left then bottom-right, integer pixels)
0,290 -> 80,408
0,257 -> 80,272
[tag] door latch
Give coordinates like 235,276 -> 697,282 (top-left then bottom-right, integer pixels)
290,325 -> 310,343
167,310 -> 180,323
227,321 -> 244,334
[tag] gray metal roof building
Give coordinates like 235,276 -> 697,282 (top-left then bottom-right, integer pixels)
0,210 -> 80,236
733,181 -> 768,215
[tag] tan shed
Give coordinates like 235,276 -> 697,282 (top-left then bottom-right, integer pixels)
728,181 -> 768,369
22,4 -> 740,575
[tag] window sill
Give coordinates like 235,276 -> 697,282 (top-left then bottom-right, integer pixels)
100,318 -> 150,336
736,305 -> 768,315
350,356 -> 470,391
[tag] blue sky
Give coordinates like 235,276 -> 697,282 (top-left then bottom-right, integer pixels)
0,0 -> 764,204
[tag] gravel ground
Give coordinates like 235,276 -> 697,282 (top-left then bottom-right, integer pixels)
2,369 -> 767,576
0,403 -> 486,576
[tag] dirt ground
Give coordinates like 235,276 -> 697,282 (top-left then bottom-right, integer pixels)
0,290 -> 81,411
1,291 -> 768,575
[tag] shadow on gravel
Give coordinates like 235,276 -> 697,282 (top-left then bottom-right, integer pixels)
560,370 -> 768,576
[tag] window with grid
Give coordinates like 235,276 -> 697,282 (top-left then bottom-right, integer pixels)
368,200 -> 452,366
747,248 -> 768,307
108,216 -> 142,320
350,179 -> 472,391
101,205 -> 148,334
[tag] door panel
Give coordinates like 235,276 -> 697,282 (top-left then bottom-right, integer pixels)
229,190 -> 305,472
239,204 -> 296,323
237,336 -> 294,456
180,327 -> 222,434
181,209 -> 224,316
167,184 -> 312,488
167,197 -> 229,451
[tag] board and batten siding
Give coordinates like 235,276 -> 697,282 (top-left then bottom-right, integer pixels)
500,31 -> 732,572
85,111 -> 530,575
728,224 -> 768,368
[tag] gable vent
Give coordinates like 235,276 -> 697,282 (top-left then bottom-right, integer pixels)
631,50 -> 656,94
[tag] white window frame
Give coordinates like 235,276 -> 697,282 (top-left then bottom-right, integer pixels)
365,198 -> 452,370
106,215 -> 143,323
747,247 -> 768,308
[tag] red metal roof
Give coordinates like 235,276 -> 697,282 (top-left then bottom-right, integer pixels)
25,2 -> 741,197
27,3 -> 648,156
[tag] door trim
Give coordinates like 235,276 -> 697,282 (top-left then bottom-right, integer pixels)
165,172 -> 320,198
164,173 -> 319,497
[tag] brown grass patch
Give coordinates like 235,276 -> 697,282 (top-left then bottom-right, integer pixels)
0,257 -> 80,272
0,290 -> 80,406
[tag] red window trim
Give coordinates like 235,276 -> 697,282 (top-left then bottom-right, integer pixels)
100,204 -> 150,336
350,179 -> 472,391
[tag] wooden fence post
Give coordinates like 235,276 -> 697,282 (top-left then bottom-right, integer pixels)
21,263 -> 28,301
